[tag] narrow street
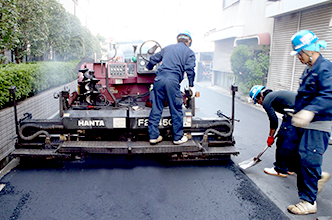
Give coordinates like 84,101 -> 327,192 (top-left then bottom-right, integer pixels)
1,0 -> 332,219
0,82 -> 331,220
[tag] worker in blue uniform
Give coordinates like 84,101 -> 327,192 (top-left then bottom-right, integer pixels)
146,31 -> 196,145
249,86 -> 296,177
286,30 -> 331,215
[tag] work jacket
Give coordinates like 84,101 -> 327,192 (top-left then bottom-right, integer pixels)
146,42 -> 196,87
263,90 -> 296,129
295,54 -> 332,122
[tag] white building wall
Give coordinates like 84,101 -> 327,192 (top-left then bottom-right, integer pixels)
206,0 -> 274,89
266,0 -> 331,17
213,38 -> 234,73
215,0 -> 274,37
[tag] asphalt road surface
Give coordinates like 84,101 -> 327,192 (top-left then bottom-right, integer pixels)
0,155 -> 288,220
0,80 -> 331,220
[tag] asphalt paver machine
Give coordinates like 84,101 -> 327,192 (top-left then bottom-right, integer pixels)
11,40 -> 239,161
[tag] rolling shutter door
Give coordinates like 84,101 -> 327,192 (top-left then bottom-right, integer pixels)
267,13 -> 299,91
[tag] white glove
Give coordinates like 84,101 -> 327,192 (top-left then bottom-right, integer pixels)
189,87 -> 195,98
292,110 -> 315,128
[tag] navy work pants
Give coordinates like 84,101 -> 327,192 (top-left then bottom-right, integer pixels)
148,74 -> 184,141
286,126 -> 329,203
274,116 -> 296,174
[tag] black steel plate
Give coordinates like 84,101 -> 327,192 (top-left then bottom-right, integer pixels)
58,140 -> 199,154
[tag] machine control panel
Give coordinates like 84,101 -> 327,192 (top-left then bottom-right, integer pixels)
108,63 -> 127,78
136,54 -> 159,74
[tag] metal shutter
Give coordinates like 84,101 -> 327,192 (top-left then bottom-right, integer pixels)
267,12 -> 300,91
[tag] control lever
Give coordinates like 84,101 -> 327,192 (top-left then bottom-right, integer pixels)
148,45 -> 159,54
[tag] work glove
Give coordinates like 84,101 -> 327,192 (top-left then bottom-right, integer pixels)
146,62 -> 154,70
267,136 -> 274,146
292,109 -> 315,128
189,87 -> 195,98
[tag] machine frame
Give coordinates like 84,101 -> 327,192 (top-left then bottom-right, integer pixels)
10,40 -> 239,161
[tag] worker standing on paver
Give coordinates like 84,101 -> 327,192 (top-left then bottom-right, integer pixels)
286,30 -> 331,215
146,31 -> 196,145
249,86 -> 296,177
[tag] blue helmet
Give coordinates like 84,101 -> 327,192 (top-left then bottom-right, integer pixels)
290,30 -> 318,56
177,30 -> 192,47
250,85 -> 265,104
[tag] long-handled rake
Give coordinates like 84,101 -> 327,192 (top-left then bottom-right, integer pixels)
238,145 -> 271,170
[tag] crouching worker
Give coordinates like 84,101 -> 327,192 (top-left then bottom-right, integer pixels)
250,85 -> 296,177
146,30 -> 196,145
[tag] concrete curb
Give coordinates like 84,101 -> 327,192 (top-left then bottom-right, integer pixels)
0,158 -> 20,181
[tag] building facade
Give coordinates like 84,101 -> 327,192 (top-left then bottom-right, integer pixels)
205,0 -> 332,94
266,0 -> 332,92
204,0 -> 275,88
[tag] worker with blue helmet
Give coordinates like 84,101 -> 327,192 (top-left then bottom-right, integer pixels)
250,85 -> 297,178
285,30 -> 332,215
146,30 -> 196,145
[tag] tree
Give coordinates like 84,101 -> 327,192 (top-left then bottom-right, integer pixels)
82,27 -> 102,59
96,34 -> 107,45
45,0 -> 70,61
64,13 -> 85,61
13,0 -> 49,62
230,45 -> 270,96
0,0 -> 19,63
2,0 -> 101,63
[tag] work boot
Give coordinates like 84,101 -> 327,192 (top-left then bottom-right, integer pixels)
173,135 -> 188,145
318,172 -> 331,194
287,200 -> 317,215
149,135 -> 163,145
263,167 -> 287,177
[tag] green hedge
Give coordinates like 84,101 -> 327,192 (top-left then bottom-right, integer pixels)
0,61 -> 78,109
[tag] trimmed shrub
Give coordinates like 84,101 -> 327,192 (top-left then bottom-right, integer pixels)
0,61 -> 78,109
